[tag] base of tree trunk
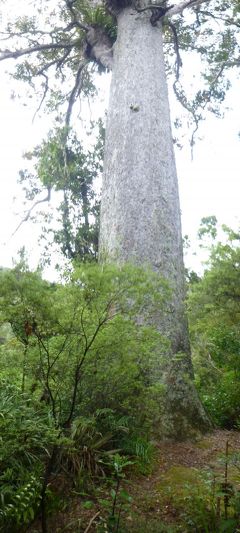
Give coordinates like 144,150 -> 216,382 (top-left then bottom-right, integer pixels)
155,357 -> 213,440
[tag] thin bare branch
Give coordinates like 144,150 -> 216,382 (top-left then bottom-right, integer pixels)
33,47 -> 72,79
11,187 -> 51,238
35,58 -> 61,77
65,60 -> 88,128
32,73 -> 49,121
0,29 -> 55,38
35,331 -> 57,420
174,58 -> 227,157
198,62 -> 227,115
172,79 -> 200,155
199,10 -> 240,29
167,20 -> 182,80
63,306 -> 110,428
31,48 -> 72,120
84,512 -> 101,533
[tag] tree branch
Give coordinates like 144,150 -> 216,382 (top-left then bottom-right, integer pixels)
166,0 -> 212,18
65,60 -> 88,128
172,78 -> 200,155
199,10 -> 240,29
134,0 -> 212,21
35,52 -> 71,76
65,0 -> 90,32
0,40 -> 79,62
11,187 -> 51,238
63,308 -> 110,428
84,512 -> 101,533
167,20 -> 182,80
32,73 -> 49,121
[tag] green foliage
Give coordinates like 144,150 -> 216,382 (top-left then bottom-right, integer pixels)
188,221 -> 240,429
58,414 -> 118,483
19,123 -> 104,262
0,382 -> 55,466
97,453 -> 133,533
201,373 -> 240,428
0,381 -> 57,531
1,475 -> 42,531
0,259 -> 169,530
121,435 -> 155,469
80,4 -> 117,41
157,463 -> 240,533
198,215 -> 218,242
0,260 -> 168,424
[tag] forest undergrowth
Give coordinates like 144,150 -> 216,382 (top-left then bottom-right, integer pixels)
28,429 -> 240,533
1,220 -> 240,532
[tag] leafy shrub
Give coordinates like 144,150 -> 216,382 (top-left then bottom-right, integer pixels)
0,262 -> 169,530
200,374 -> 240,428
188,223 -> 240,430
0,474 -> 42,531
0,380 -> 57,531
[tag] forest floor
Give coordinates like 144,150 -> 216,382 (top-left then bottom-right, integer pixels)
30,429 -> 240,533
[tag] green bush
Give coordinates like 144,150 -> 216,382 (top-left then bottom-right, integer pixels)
200,374 -> 240,428
0,380 -> 57,531
0,262 -> 169,530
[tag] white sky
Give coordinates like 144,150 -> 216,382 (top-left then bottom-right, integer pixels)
0,5 -> 239,277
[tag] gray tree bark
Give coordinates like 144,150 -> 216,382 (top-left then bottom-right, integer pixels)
99,7 -> 211,438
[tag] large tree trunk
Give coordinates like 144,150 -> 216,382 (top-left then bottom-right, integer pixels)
99,7 -> 211,438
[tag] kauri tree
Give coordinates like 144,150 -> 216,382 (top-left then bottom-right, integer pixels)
1,0 -> 239,436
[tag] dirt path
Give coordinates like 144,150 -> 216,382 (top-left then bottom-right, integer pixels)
125,429 -> 240,531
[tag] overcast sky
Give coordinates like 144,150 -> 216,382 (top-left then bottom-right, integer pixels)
0,6 -> 239,277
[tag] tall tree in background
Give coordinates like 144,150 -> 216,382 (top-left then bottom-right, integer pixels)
1,0 -> 239,436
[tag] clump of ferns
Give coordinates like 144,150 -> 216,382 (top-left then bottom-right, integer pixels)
81,3 -> 117,41
58,417 -> 118,483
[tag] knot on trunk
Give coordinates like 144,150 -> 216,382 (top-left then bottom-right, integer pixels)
84,25 -> 114,70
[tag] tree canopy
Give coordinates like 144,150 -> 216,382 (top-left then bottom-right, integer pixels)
1,0 -> 239,136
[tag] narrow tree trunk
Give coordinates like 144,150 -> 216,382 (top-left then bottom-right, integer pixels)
99,8 -> 211,438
